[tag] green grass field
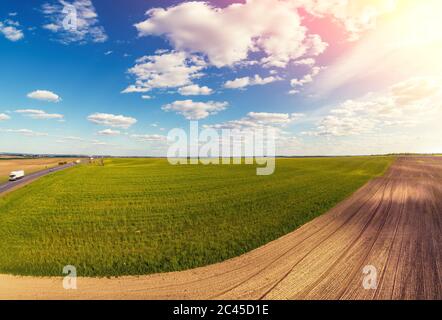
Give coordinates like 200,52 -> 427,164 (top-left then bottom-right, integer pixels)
0,157 -> 393,277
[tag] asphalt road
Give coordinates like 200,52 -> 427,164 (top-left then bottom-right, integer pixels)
0,163 -> 76,195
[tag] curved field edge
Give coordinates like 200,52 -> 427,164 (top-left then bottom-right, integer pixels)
0,157 -> 394,277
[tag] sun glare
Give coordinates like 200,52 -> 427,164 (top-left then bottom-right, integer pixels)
389,0 -> 442,47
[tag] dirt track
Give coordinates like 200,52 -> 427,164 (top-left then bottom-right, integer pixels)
0,157 -> 441,300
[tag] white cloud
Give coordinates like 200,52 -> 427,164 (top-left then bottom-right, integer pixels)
27,90 -> 61,102
15,109 -> 64,120
304,34 -> 329,55
178,84 -> 213,96
91,140 -> 112,146
207,112 -> 304,131
162,100 -> 228,120
122,86 -> 150,94
57,135 -> 85,141
294,58 -> 316,66
391,77 -> 441,105
42,0 -> 107,44
0,128 -> 48,137
42,23 -> 60,32
223,77 -> 249,90
135,0 -> 328,68
92,142 -> 107,146
141,95 -> 152,100
304,77 -> 442,137
0,19 -> 24,41
0,113 -> 11,121
87,113 -> 137,129
104,50 -> 113,55
289,66 -> 322,94
98,129 -> 121,136
248,112 -> 304,125
130,134 -> 167,142
299,0 -> 397,41
224,75 -> 281,89
202,112 -> 304,157
122,51 -> 206,94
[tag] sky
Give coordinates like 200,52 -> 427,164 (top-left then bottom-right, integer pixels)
0,0 -> 441,156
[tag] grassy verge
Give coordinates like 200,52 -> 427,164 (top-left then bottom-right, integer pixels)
0,157 -> 393,277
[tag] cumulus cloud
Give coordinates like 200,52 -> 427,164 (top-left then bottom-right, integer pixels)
0,113 -> 11,121
303,77 -> 442,137
299,0 -> 398,41
15,109 -> 64,120
87,113 -> 137,129
122,51 -> 206,94
178,84 -> 213,96
135,0 -> 328,68
42,0 -> 107,44
162,100 -> 228,120
127,0 -> 396,100
27,90 -> 61,102
123,0 -> 399,102
97,129 -> 121,136
224,78 -> 250,90
224,75 -> 282,89
0,19 -> 24,41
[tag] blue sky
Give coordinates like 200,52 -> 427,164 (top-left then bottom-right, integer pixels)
1,0 -> 442,156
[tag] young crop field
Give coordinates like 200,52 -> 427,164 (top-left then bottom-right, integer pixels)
0,157 -> 393,277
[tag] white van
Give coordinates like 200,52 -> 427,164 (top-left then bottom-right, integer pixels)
9,170 -> 25,181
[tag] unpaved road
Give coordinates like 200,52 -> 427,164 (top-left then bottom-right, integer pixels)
0,157 -> 441,300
